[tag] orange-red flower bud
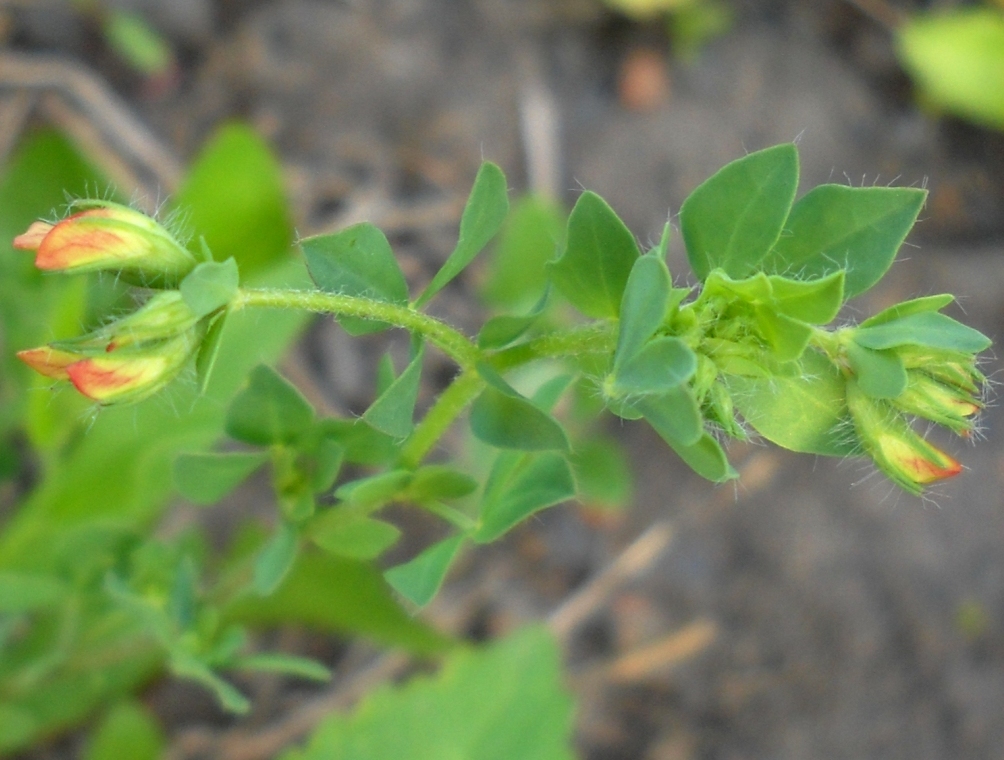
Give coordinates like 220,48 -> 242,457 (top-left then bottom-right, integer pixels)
14,202 -> 195,286
847,380 -> 962,495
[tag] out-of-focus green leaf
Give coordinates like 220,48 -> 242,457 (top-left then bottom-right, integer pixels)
896,9 -> 1004,131
474,452 -> 575,543
547,191 -> 639,318
226,365 -> 315,446
173,123 -> 294,278
0,571 -> 68,613
406,465 -> 479,503
84,701 -> 164,760
232,653 -> 330,682
227,551 -> 450,654
569,435 -> 633,511
416,162 -> 508,307
102,11 -> 172,76
279,626 -> 575,760
478,289 -> 550,350
173,451 -> 269,505
253,523 -> 300,596
310,512 -> 401,560
681,144 -> 798,281
481,194 -> 565,311
384,534 -> 466,608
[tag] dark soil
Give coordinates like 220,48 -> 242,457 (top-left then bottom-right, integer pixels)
5,0 -> 1004,758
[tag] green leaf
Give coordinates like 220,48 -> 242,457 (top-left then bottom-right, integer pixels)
769,270 -> 845,324
301,223 -> 409,335
764,184 -> 926,299
680,144 -> 799,281
0,571 -> 68,613
362,342 -> 425,439
481,194 -> 565,311
612,337 -> 697,396
226,364 -> 315,446
755,307 -> 813,362
665,432 -> 737,482
477,288 -> 550,350
306,436 -> 344,493
84,702 -> 164,760
415,162 -> 509,307
279,626 -> 574,760
853,312 -> 991,353
475,452 -> 575,543
896,8 -> 1004,131
406,465 -> 479,502
384,534 -> 466,608
173,123 -> 293,278
470,367 -> 569,451
547,191 -> 640,318
310,512 -> 401,560
227,551 -> 450,653
632,386 -> 703,446
232,653 -> 330,682
173,451 -> 269,505
316,419 -> 399,467
614,253 -> 672,368
179,258 -> 239,318
846,341 -> 908,399
569,435 -> 633,511
170,653 -> 250,714
194,308 -> 228,393
727,350 -> 858,456
253,523 -> 300,596
335,470 -> 412,510
861,294 -> 954,327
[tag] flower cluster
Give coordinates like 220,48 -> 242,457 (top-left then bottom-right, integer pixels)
841,313 -> 988,495
14,202 -> 210,405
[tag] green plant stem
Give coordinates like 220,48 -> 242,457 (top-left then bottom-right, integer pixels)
398,370 -> 484,468
491,321 -> 616,370
233,289 -> 618,469
232,288 -> 480,370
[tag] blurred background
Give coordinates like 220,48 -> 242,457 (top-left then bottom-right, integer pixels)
2,0 -> 1004,757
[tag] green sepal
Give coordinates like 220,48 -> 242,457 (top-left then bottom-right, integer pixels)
768,269 -> 845,324
547,191 -> 640,318
415,161 -> 509,308
755,306 -> 812,362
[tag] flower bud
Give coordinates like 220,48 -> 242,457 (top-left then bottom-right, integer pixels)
13,201 -> 196,287
892,370 -> 981,436
847,380 -> 962,495
16,292 -> 202,405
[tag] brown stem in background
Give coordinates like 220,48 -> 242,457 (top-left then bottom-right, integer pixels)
843,0 -> 906,31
